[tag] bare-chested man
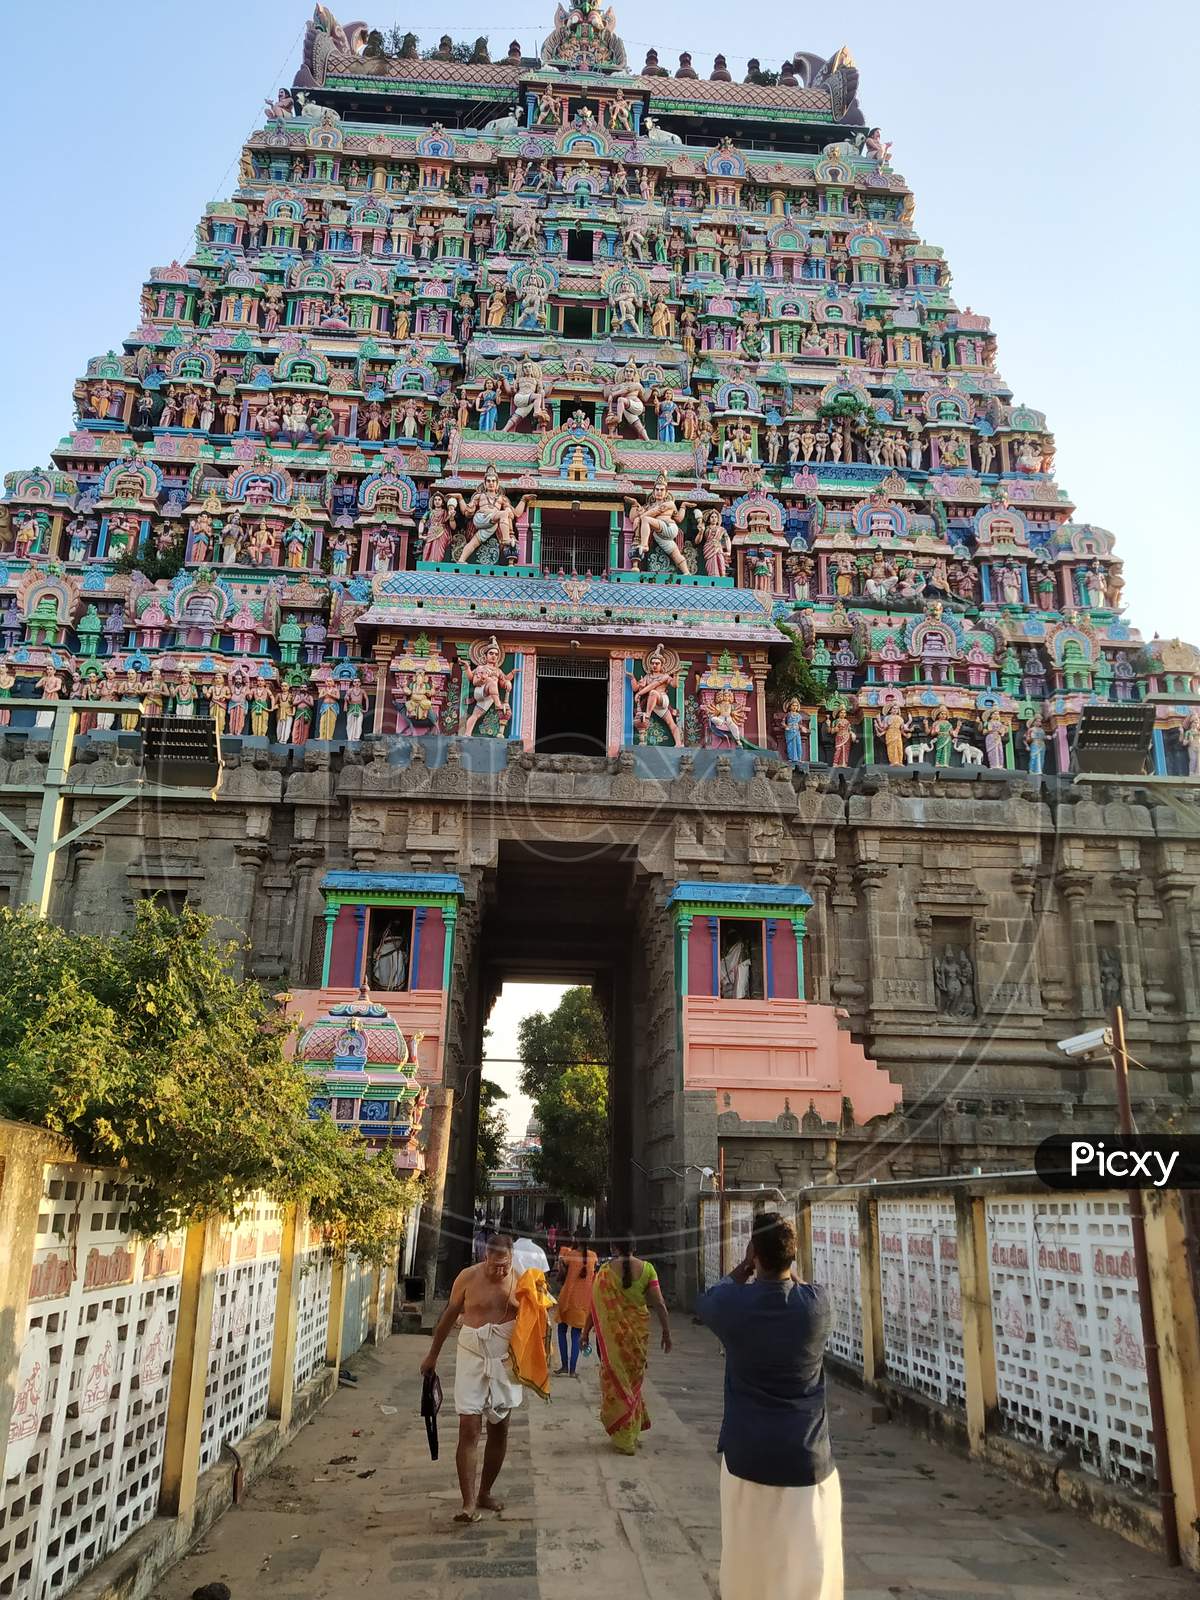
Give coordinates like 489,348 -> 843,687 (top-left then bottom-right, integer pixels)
421,1233 -> 520,1521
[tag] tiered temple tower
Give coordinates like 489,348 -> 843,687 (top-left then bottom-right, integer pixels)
5,2 -> 1199,772
2,6 -> 1199,1290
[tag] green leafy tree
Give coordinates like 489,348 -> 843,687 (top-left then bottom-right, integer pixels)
527,1062 -> 608,1203
110,537 -> 185,584
768,619 -> 831,708
474,1077 -> 508,1200
516,986 -> 608,1101
0,904 -> 416,1260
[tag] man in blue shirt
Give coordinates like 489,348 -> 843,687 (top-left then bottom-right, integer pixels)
696,1211 -> 843,1599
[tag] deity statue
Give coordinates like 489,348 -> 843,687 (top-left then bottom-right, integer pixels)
783,698 -> 807,764
459,466 -> 532,563
512,205 -> 541,253
982,710 -> 1008,769
704,687 -> 748,748
829,705 -> 857,766
608,88 -> 633,131
934,946 -> 977,1019
926,703 -> 959,766
1024,714 -> 1048,775
654,390 -> 680,443
344,679 -> 369,742
650,294 -> 673,340
609,276 -> 643,335
626,473 -> 688,574
493,356 -> 550,435
486,284 -> 508,328
516,274 -> 550,330
1181,711 -> 1200,777
630,645 -> 682,746
696,508 -> 730,578
419,492 -> 458,563
476,383 -> 500,432
1082,560 -> 1107,610
605,359 -> 649,439
875,704 -> 912,764
461,637 -> 514,736
173,665 -> 200,716
315,680 -> 341,741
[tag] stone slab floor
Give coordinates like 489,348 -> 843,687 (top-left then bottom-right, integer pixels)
160,1320 -> 1197,1600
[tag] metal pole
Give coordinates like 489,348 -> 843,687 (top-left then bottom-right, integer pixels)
1110,1004 -> 1181,1566
25,702 -> 78,916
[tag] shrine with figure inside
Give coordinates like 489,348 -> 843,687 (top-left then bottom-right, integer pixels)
2,4 -> 1199,1299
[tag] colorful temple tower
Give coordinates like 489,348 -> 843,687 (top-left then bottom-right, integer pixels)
2,5 -> 1199,1294
3,1 -> 1197,772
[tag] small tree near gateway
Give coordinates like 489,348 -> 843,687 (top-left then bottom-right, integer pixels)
0,903 -> 417,1261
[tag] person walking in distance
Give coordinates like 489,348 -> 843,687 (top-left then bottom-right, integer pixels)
553,1233 -> 598,1374
420,1233 -> 521,1521
696,1212 -> 842,1600
583,1238 -> 672,1453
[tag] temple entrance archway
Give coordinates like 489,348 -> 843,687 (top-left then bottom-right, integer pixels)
444,841 -> 675,1286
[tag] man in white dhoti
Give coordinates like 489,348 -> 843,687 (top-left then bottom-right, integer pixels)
421,1234 -> 521,1520
696,1212 -> 842,1600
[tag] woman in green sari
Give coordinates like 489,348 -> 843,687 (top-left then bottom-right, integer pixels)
584,1240 -> 672,1454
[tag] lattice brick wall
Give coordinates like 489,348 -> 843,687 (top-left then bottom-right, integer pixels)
197,1199 -> 283,1475
0,1165 -> 184,1600
340,1255 -> 373,1360
292,1232 -> 334,1391
699,1196 -> 720,1290
810,1201 -> 863,1369
985,1196 -> 1155,1489
878,1198 -> 965,1408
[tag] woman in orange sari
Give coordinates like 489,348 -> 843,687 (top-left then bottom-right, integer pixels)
584,1240 -> 672,1454
554,1235 -> 598,1375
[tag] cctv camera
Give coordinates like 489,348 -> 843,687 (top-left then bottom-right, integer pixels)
1056,1027 -> 1112,1059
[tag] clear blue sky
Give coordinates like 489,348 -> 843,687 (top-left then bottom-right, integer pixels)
1,1 -> 1196,643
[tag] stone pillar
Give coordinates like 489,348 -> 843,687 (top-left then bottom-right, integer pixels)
371,642 -> 393,734
1157,872 -> 1200,1015
1010,866 -> 1042,1003
67,838 -> 106,931
606,650 -> 626,757
1111,870 -> 1148,1016
853,861 -> 890,1012
751,661 -> 768,747
1055,869 -> 1098,1016
233,839 -> 271,956
289,845 -> 325,983
807,865 -> 836,1005
415,1085 -> 455,1300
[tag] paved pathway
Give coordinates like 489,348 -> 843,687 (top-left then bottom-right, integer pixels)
161,1321 -> 1196,1600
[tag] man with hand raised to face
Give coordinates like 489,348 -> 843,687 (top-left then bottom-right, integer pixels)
696,1211 -> 842,1600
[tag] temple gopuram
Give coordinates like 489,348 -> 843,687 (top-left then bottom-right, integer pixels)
2,4 -> 1198,1295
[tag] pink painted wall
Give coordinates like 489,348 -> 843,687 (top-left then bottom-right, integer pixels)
769,919 -> 799,1000
328,906 -> 361,987
682,995 -> 901,1126
687,917 -> 716,995
417,907 -> 446,989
